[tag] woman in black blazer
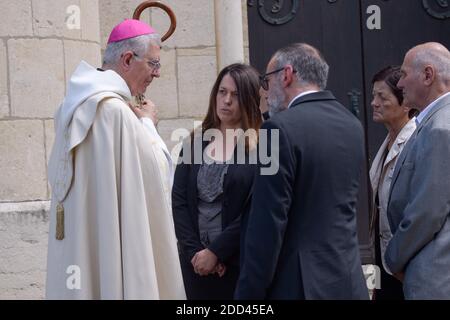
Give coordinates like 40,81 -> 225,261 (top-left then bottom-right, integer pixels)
172,63 -> 262,300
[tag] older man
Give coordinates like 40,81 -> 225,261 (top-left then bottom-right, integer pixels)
235,43 -> 368,299
385,42 -> 450,299
46,19 -> 185,299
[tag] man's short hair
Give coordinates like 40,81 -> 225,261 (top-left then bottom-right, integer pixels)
272,43 -> 329,90
412,45 -> 450,82
103,33 -> 161,66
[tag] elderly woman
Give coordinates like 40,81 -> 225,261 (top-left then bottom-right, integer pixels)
172,63 -> 262,299
369,66 -> 417,299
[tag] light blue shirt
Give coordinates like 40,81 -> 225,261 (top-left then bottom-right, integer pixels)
416,92 -> 450,125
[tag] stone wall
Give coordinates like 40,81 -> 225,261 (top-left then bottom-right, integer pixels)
0,0 -> 248,299
0,0 -> 101,299
0,201 -> 49,299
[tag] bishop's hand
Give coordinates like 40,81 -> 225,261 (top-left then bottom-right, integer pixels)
129,98 -> 159,125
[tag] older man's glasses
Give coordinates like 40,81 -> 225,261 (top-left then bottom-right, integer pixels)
132,52 -> 161,71
259,66 -> 297,90
259,67 -> 285,90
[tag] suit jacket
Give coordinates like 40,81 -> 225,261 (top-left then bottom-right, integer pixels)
172,140 -> 257,267
386,93 -> 450,299
235,91 -> 369,300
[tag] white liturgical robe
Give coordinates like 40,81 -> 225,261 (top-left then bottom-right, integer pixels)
46,61 -> 185,299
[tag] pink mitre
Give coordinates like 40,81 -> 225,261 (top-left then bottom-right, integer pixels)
107,19 -> 156,44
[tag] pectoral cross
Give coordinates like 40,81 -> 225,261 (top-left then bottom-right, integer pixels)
135,94 -> 145,109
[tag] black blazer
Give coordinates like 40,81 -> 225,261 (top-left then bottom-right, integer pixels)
172,140 -> 257,267
235,91 -> 369,299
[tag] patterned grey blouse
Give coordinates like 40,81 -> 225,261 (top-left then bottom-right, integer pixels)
197,153 -> 229,247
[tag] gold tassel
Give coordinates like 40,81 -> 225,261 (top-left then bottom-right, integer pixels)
56,203 -> 65,240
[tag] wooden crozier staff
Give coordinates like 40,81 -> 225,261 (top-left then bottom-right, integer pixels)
132,1 -> 177,109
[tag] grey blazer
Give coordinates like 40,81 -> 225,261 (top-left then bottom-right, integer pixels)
386,93 -> 450,299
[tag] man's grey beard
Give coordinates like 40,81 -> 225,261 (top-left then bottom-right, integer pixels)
267,81 -> 287,117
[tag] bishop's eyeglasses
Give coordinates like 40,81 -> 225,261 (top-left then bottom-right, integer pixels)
132,52 -> 161,71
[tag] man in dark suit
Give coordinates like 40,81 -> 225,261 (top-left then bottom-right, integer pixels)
235,43 -> 369,299
385,42 -> 450,299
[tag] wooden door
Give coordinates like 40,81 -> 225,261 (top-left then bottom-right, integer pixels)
247,0 -> 450,264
